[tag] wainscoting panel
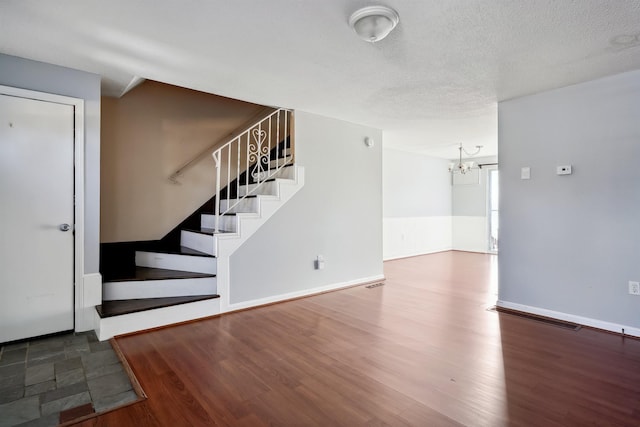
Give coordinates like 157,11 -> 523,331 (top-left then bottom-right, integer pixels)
383,216 -> 452,260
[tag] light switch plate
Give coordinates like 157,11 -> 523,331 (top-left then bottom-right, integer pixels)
557,165 -> 572,175
521,167 -> 530,180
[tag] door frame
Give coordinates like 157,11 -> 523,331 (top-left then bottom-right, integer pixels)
0,84 -> 85,331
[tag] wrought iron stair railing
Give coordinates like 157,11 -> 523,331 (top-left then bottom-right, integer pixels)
212,108 -> 293,232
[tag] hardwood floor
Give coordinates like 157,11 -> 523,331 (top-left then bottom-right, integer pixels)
72,251 -> 640,426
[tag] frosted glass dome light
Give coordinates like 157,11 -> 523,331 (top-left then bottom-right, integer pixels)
348,6 -> 400,43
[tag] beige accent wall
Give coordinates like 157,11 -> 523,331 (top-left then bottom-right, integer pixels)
101,81 -> 265,242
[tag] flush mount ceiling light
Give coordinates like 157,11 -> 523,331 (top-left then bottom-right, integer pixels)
349,5 -> 399,43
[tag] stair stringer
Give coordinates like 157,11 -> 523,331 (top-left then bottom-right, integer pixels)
95,165 -> 304,341
216,165 -> 305,314
96,297 -> 221,341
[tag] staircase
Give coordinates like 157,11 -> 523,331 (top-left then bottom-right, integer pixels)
96,109 -> 304,340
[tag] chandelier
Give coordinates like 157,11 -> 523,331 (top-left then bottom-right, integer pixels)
449,143 -> 483,174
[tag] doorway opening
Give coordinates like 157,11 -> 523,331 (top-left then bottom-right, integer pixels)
488,169 -> 499,253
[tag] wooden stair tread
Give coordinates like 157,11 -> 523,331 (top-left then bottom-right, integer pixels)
138,246 -> 214,258
178,246 -> 213,256
222,194 -> 258,199
183,228 -> 235,236
240,176 -> 291,184
96,294 -> 220,318
103,266 -> 215,282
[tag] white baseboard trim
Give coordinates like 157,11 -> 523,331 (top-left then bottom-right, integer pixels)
496,300 -> 640,338
82,273 -> 103,307
227,274 -> 385,312
96,274 -> 384,341
384,247 -> 452,261
75,273 -> 102,333
452,249 -> 493,255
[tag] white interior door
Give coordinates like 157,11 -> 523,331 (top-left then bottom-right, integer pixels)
0,94 -> 75,343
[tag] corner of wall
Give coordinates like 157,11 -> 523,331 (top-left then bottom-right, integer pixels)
76,273 -> 102,333
382,149 -> 453,259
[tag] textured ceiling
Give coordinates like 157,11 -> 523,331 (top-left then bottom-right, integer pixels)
2,1 -> 640,158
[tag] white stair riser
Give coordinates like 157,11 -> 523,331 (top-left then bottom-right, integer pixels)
97,298 -> 221,341
201,214 -> 237,232
238,180 -> 278,196
220,197 -> 259,213
273,166 -> 295,180
103,277 -> 217,301
135,251 -> 216,274
181,230 -> 216,256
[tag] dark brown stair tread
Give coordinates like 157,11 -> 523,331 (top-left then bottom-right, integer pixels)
179,246 -> 213,256
201,212 -> 239,216
137,246 -> 214,258
183,228 -> 235,236
221,194 -> 258,199
104,267 -> 215,282
96,295 -> 220,318
239,177 -> 282,184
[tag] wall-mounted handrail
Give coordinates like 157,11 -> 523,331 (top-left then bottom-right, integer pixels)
212,109 -> 293,232
168,106 -> 277,184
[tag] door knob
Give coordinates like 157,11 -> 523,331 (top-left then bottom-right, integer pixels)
59,223 -> 71,232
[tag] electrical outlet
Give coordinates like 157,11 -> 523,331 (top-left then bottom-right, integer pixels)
629,281 -> 640,295
556,165 -> 572,175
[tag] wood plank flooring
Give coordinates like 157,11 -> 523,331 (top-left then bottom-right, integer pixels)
72,251 -> 640,426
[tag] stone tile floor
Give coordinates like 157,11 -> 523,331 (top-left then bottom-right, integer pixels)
0,332 -> 139,427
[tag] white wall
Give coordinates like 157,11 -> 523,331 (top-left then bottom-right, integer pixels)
499,70 -> 640,334
452,156 -> 497,253
383,148 -> 452,259
229,112 -> 383,304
